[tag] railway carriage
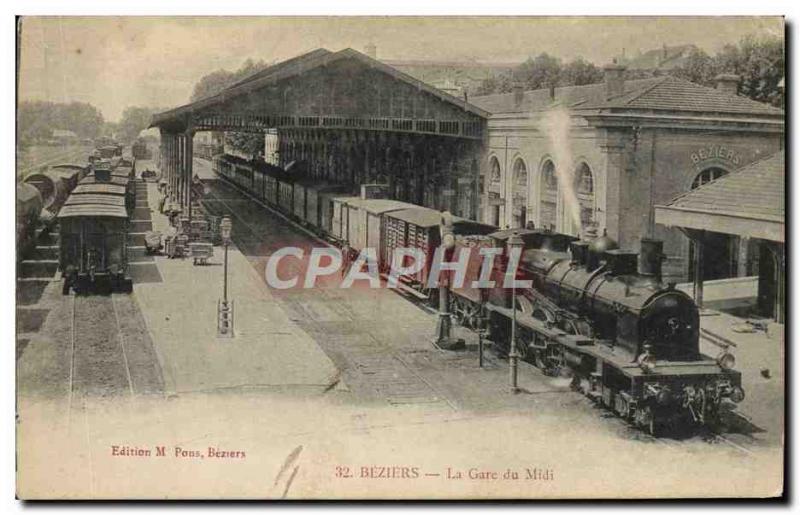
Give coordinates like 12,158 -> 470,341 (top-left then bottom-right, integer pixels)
58,193 -> 132,294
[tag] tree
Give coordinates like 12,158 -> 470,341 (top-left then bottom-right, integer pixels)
190,69 -> 236,102
18,100 -> 104,143
560,57 -> 604,87
514,53 -> 562,91
190,59 -> 273,155
713,34 -> 784,107
671,48 -> 717,86
474,53 -> 601,95
473,34 -> 784,109
190,58 -> 272,102
118,106 -> 159,143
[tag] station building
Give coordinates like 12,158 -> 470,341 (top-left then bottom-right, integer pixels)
470,66 -> 784,284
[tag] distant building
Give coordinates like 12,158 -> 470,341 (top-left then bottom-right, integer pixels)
51,129 -> 78,144
616,44 -> 700,72
366,45 -> 516,96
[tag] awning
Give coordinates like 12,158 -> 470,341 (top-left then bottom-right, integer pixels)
655,152 -> 784,242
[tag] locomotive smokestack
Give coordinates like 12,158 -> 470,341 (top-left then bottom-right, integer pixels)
639,238 -> 665,281
94,168 -> 112,182
570,241 -> 590,267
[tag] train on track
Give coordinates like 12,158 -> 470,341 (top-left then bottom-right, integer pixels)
17,164 -> 89,254
15,142 -> 137,294
59,161 -> 136,295
213,153 -> 745,435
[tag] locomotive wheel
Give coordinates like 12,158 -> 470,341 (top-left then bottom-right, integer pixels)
516,327 -> 536,362
451,297 -> 481,330
634,406 -> 660,436
533,349 -> 547,370
450,296 -> 466,325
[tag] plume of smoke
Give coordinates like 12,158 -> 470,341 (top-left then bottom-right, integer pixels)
539,107 -> 582,235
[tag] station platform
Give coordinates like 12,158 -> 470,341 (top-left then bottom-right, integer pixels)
697,307 -> 784,439
131,181 -> 340,395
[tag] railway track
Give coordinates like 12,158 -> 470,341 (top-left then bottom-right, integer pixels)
69,294 -> 135,404
17,144 -> 92,178
200,183 -> 459,413
201,175 -> 761,454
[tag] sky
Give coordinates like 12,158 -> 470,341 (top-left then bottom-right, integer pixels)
17,16 -> 783,122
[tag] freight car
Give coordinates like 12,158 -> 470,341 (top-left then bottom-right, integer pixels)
212,154 -> 744,435
58,190 -> 132,294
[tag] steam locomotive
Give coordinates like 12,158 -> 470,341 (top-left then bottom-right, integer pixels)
213,154 -> 745,435
474,229 -> 744,435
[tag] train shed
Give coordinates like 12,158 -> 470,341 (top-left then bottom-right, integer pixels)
150,48 -> 490,223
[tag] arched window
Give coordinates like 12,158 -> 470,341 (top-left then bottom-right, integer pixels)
691,167 -> 728,189
575,162 -> 595,227
513,158 -> 528,188
511,158 -> 528,228
540,160 -> 558,230
576,162 -> 593,195
489,156 -> 501,184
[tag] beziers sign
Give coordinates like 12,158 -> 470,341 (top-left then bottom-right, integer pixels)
690,145 -> 742,166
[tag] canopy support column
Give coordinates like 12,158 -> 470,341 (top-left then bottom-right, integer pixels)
681,228 -> 706,310
184,131 -> 194,228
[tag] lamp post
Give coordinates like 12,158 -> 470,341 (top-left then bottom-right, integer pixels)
433,212 -> 464,350
218,216 -> 234,337
507,232 -> 524,393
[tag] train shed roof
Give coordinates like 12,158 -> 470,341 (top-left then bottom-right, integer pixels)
150,47 -> 489,135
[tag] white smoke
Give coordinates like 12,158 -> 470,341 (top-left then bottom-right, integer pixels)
539,107 -> 582,235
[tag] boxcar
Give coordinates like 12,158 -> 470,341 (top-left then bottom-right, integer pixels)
277,178 -> 294,215
343,198 -> 416,257
58,195 -> 131,294
263,174 -> 278,205
304,184 -> 350,231
330,197 -> 359,243
253,164 -> 266,201
292,179 -> 311,221
383,207 -> 496,286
